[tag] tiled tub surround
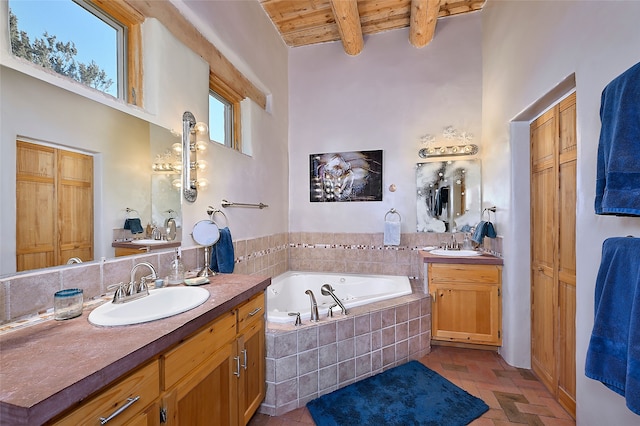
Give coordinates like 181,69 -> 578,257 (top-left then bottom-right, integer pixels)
0,231 -> 500,324
259,280 -> 431,416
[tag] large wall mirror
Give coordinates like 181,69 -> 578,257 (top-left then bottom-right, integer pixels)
1,65 -> 182,276
416,160 -> 481,233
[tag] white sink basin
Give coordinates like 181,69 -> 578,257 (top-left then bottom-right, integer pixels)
130,239 -> 169,245
88,287 -> 210,326
430,249 -> 482,257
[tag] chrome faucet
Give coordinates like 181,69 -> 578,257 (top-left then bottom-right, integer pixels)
130,261 -> 158,294
110,262 -> 158,304
305,290 -> 320,322
321,284 -> 348,315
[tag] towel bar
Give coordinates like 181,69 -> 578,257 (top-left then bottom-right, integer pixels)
221,199 -> 268,209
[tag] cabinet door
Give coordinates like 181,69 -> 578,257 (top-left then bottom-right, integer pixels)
163,340 -> 238,426
50,361 -> 160,426
431,282 -> 501,345
238,319 -> 265,425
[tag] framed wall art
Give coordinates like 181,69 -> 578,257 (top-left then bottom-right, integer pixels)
309,150 -> 383,202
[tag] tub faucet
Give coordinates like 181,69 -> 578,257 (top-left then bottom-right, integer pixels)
321,284 -> 348,315
305,290 -> 320,322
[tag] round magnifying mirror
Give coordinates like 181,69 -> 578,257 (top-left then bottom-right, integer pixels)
192,220 -> 220,246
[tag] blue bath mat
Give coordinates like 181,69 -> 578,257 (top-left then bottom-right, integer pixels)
306,360 -> 489,426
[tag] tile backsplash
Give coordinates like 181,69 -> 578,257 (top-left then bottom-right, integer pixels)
0,232 -> 501,324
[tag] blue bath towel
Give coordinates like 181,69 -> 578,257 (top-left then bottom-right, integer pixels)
595,61 -> 640,216
585,237 -> 640,415
211,227 -> 235,273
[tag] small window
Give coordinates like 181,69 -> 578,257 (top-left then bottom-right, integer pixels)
209,90 -> 233,147
209,73 -> 242,151
8,0 -> 143,105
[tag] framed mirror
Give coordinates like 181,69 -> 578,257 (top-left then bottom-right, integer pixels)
1,65 -> 182,276
416,160 -> 481,233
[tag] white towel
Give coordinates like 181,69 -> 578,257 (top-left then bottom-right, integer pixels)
384,221 -> 401,246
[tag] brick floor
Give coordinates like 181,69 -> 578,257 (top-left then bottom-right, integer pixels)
248,345 -> 575,425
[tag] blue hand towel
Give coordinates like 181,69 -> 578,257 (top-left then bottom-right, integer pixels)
211,227 -> 235,273
123,218 -> 143,234
471,221 -> 497,245
585,237 -> 640,415
595,61 -> 640,216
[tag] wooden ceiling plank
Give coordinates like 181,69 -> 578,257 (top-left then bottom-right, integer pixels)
409,0 -> 440,48
329,0 -> 364,55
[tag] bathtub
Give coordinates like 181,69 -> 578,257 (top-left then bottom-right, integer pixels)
266,271 -> 412,323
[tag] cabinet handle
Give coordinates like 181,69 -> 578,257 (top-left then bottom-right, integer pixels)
248,307 -> 262,317
233,356 -> 241,377
99,396 -> 140,424
430,292 -> 436,302
241,349 -> 248,370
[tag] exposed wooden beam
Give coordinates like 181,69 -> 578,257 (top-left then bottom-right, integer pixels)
409,0 -> 440,48
329,0 -> 364,56
124,0 -> 267,109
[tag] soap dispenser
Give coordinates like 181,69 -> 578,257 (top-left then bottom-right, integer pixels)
168,248 -> 185,285
462,233 -> 473,250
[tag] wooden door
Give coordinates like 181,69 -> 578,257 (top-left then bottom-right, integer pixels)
16,141 -> 93,271
163,340 -> 238,426
557,94 -> 577,415
16,142 -> 57,270
238,319 -> 266,425
529,93 -> 576,417
58,149 -> 93,263
530,108 -> 558,392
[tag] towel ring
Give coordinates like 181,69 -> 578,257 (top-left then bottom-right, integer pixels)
482,206 -> 496,221
385,208 -> 402,222
125,207 -> 140,219
165,209 -> 177,219
207,206 -> 228,227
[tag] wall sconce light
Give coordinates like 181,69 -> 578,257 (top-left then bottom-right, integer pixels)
418,144 -> 479,158
418,126 -> 479,159
182,111 -> 209,202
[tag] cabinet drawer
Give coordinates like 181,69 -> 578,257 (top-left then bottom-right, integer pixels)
237,292 -> 265,333
429,264 -> 501,284
52,360 -> 159,426
162,310 -> 236,390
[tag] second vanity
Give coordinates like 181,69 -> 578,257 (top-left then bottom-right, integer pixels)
0,274 -> 270,426
421,250 -> 504,347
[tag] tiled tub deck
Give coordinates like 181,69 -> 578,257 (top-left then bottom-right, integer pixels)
259,280 -> 431,416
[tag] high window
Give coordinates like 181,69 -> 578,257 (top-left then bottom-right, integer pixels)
209,73 -> 242,151
8,0 -> 143,105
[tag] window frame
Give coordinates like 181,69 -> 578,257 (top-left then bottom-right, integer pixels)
209,72 -> 242,151
87,0 -> 144,106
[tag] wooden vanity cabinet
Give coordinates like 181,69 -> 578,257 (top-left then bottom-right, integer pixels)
160,292 -> 265,426
50,360 -> 160,426
49,292 -> 265,426
428,263 -> 502,346
236,293 -> 266,425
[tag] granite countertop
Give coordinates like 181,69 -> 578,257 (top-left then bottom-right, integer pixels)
0,274 -> 270,425
420,250 -> 504,265
111,240 -> 181,249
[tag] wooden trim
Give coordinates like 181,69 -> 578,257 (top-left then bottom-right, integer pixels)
125,0 -> 267,110
409,0 -> 440,48
329,0 -> 364,56
209,73 -> 243,151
